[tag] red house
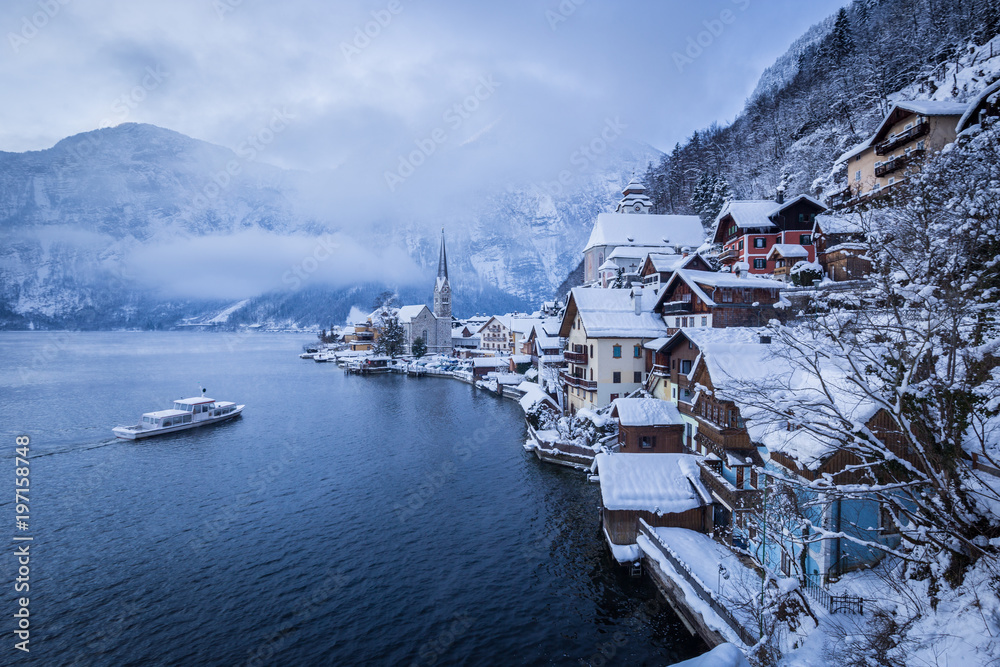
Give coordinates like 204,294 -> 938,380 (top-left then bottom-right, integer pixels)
712,191 -> 827,275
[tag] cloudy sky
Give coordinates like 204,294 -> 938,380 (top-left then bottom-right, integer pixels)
2,0 -> 846,179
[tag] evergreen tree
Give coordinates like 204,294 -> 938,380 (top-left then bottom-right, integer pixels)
412,336 -> 427,358
373,310 -> 405,358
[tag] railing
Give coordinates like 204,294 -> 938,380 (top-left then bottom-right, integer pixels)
875,120 -> 928,155
564,350 -> 588,365
650,364 -> 670,377
661,301 -> 693,315
718,247 -> 739,263
874,149 -> 924,177
698,461 -> 760,511
694,422 -> 754,452
803,575 -> 866,615
559,370 -> 597,391
638,520 -> 758,647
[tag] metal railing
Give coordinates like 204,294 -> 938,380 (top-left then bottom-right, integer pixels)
803,575 -> 866,615
875,120 -> 928,155
638,520 -> 758,647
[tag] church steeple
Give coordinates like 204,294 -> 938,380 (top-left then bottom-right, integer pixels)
436,228 -> 449,280
434,229 -> 451,320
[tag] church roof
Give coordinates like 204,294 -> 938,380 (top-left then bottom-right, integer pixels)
584,214 -> 705,253
437,229 -> 449,280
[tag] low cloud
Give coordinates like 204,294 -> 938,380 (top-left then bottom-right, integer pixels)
125,230 -> 422,300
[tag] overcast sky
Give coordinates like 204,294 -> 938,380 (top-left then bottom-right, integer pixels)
1,0 -> 847,180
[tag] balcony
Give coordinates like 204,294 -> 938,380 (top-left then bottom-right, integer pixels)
564,350 -> 588,365
694,419 -> 754,452
698,460 -> 760,511
717,247 -> 739,264
661,300 -> 693,315
875,120 -> 928,155
649,364 -> 670,378
874,149 -> 924,177
559,370 -> 597,391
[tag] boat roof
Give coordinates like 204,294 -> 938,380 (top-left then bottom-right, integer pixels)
214,401 -> 236,408
143,409 -> 190,418
174,397 -> 216,404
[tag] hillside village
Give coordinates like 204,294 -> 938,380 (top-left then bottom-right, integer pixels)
315,39 -> 1000,667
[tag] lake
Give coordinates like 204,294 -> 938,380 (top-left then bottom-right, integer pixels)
0,332 -> 704,665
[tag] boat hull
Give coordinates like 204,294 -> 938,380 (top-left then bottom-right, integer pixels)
113,405 -> 245,440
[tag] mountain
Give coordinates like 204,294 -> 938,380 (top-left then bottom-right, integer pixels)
645,0 -> 1000,212
0,123 -> 660,329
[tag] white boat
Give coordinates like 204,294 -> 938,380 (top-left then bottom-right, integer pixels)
113,393 -> 245,440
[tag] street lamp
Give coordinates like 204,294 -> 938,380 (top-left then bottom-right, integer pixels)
718,563 -> 729,596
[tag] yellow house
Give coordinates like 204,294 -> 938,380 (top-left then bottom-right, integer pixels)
558,286 -> 667,413
833,100 -> 966,205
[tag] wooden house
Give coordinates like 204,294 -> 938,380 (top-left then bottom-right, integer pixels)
831,100 -> 966,207
711,192 -> 826,275
610,398 -> 686,453
639,252 -> 713,293
813,213 -> 871,282
652,269 -> 784,333
594,452 -> 714,562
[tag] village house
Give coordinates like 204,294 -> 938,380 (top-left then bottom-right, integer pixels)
610,398 -> 687,454
583,179 -> 705,286
831,100 -> 966,207
558,286 -> 667,413
638,251 -> 713,293
766,244 -> 812,283
957,79 -> 1000,133
344,322 -> 375,351
478,316 -> 514,352
593,452 -> 714,562
644,328 -> 767,547
652,269 -> 785,333
711,191 -> 827,276
812,213 -> 871,282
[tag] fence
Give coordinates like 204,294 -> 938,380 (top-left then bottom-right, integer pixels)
638,520 -> 758,647
804,575 -> 866,615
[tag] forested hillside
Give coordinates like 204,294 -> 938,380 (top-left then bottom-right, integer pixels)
644,0 -> 1000,221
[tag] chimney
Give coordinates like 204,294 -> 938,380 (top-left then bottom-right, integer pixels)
681,246 -> 690,258
632,283 -> 643,315
776,185 -> 785,205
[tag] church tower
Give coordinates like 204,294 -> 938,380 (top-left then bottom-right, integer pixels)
433,229 -> 454,353
614,177 -> 653,214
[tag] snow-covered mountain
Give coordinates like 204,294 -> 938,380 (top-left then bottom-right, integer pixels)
0,123 -> 659,329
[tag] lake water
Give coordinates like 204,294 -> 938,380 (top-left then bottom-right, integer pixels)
0,332 -> 704,666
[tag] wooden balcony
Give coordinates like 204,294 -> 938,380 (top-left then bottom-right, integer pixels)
694,419 -> 754,452
874,148 -> 924,177
717,247 -> 739,264
559,370 -> 597,391
875,120 -> 928,155
661,300 -> 694,315
698,460 -> 760,511
564,350 -> 588,365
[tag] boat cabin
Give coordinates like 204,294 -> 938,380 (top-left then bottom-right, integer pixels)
170,397 -> 239,418
142,409 -> 193,428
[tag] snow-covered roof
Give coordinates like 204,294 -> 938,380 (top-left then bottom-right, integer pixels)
598,259 -> 619,272
608,246 -> 653,261
765,194 -> 826,218
612,398 -> 684,427
656,269 -> 781,310
957,79 -> 1000,132
584,213 -> 705,253
472,357 -> 509,368
396,304 -> 430,323
564,287 -> 668,339
646,253 -> 696,273
702,338 -> 882,470
895,100 -> 968,116
511,354 -> 532,363
766,244 -> 808,260
837,100 -> 970,164
518,381 -> 558,412
713,200 -> 779,231
593,453 -> 712,512
814,213 -> 864,235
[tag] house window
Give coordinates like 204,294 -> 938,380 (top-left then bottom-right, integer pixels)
855,170 -> 861,182
681,359 -> 692,374
590,345 -> 593,357
800,234 -> 812,246
754,238 -> 765,248
855,154 -> 861,162
738,240 -> 744,250
798,214 -> 804,223
701,316 -> 707,326
610,393 -> 619,402
613,345 -> 621,358
640,436 -> 656,449
634,371 -> 642,383
917,140 -> 925,150
888,177 -> 895,185
675,318 -> 681,327
613,372 -> 621,384
753,258 -> 766,269
633,345 -> 641,358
